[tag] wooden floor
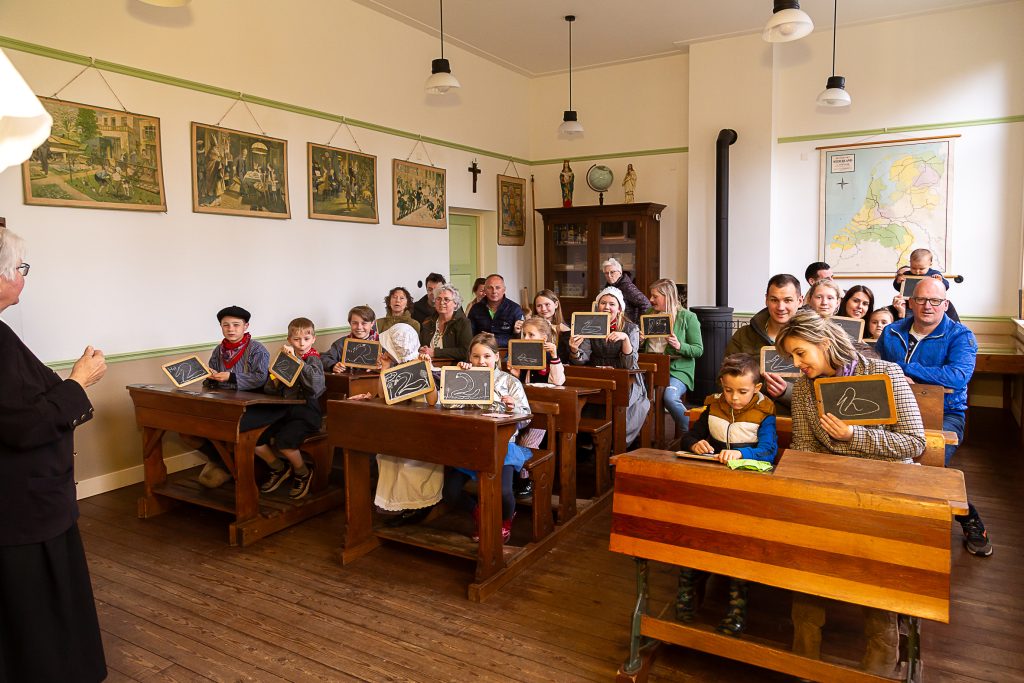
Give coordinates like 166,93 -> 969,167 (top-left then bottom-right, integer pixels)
82,407 -> 1023,682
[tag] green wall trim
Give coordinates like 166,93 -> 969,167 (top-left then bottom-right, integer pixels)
44,326 -> 349,371
0,35 -> 690,168
778,115 -> 1024,144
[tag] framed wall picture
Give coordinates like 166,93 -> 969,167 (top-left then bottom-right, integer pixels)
307,142 -> 378,223
392,159 -> 446,229
497,174 -> 526,246
191,122 -> 290,219
22,97 -> 167,211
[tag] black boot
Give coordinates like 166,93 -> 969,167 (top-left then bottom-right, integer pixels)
717,578 -> 748,637
675,567 -> 703,622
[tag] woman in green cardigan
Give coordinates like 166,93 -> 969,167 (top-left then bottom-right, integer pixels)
644,279 -> 704,432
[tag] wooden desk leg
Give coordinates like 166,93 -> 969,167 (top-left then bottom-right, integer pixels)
557,432 -> 578,524
475,469 -> 505,584
904,615 -> 922,683
340,448 -> 380,564
615,405 -> 629,454
617,558 -> 659,683
654,390 -> 665,449
138,427 -> 173,518
229,430 -> 261,545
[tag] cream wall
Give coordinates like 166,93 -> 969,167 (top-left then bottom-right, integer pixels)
0,0 -> 532,364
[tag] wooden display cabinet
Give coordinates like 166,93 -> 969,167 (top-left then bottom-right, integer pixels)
538,202 -> 665,316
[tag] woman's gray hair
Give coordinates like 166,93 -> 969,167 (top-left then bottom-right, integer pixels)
601,257 -> 622,271
433,283 -> 462,307
775,308 -> 856,370
0,226 -> 26,280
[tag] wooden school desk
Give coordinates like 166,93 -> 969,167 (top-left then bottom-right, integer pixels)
523,383 -> 602,523
323,370 -> 380,401
126,384 -> 344,546
610,448 -> 967,683
971,351 -> 1024,443
565,365 -> 648,455
328,398 -> 582,602
638,353 -> 672,447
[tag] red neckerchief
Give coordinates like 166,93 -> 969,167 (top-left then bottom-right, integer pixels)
610,319 -> 619,332
220,333 -> 251,369
301,347 -> 321,360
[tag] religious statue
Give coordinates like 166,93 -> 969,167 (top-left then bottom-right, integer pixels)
622,163 -> 638,204
559,160 -> 574,207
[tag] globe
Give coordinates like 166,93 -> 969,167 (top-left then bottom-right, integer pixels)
586,164 -> 614,193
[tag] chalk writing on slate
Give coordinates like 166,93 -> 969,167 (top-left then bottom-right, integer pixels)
343,338 -> 380,369
270,349 -> 304,388
381,358 -> 435,405
830,316 -> 865,342
900,275 -> 929,298
759,346 -> 800,377
162,355 -> 211,388
508,339 -> 547,370
571,312 -> 610,338
813,373 -> 897,426
440,366 -> 494,405
640,314 -> 672,338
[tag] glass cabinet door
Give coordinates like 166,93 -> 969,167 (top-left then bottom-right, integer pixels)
551,222 -> 589,299
599,219 -> 638,277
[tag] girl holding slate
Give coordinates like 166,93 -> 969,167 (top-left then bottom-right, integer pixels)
774,309 -> 924,676
442,333 -> 531,544
643,278 -> 703,434
532,289 -> 572,361
508,317 -> 565,386
321,305 -> 379,374
568,287 -> 650,446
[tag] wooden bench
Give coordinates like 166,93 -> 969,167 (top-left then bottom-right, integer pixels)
611,448 -> 967,682
562,374 -> 616,494
638,353 -> 673,447
565,365 -> 644,456
513,399 -> 558,542
127,384 -> 343,546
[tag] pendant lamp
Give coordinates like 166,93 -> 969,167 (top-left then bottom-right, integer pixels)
558,15 -> 583,135
425,0 -> 460,95
0,49 -> 52,174
816,0 -> 851,107
763,1 -> 814,43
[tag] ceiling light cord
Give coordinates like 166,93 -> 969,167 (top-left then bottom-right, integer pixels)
439,0 -> 445,60
568,18 -> 573,110
831,0 -> 837,76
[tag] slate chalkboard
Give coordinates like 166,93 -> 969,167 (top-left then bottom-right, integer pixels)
380,358 -> 435,405
813,373 -> 898,426
440,366 -> 495,406
571,311 -> 610,338
831,316 -> 865,342
759,346 -> 800,378
162,354 -> 211,388
508,340 -> 547,371
640,313 -> 672,338
270,349 -> 304,388
900,275 -> 929,298
342,338 -> 381,370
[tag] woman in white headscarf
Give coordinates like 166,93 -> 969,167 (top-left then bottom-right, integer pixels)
370,323 -> 443,525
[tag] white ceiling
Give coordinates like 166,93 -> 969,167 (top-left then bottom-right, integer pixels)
353,0 -> 1006,76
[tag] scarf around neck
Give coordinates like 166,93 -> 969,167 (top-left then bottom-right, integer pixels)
220,332 -> 251,369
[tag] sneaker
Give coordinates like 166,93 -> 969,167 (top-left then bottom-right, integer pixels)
501,514 -> 515,544
260,464 -> 291,493
198,462 -> 232,489
289,464 -> 314,500
513,476 -> 533,500
962,518 -> 993,557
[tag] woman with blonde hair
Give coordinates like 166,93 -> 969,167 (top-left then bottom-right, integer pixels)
775,309 -> 924,676
643,278 -> 703,433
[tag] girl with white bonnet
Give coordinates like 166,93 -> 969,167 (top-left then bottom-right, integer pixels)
366,323 -> 443,526
568,286 -> 651,445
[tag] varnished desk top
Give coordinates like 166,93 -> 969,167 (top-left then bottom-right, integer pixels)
127,383 -> 303,406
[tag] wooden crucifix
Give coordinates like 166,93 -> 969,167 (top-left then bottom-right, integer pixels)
468,159 -> 481,193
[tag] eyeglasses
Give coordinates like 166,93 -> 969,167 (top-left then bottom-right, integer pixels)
435,297 -> 456,305
910,296 -> 946,306
16,262 -> 30,277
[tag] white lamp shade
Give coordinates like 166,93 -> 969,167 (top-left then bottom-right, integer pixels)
558,110 -> 583,135
425,70 -> 461,95
817,76 -> 851,107
763,8 -> 814,42
0,49 -> 52,174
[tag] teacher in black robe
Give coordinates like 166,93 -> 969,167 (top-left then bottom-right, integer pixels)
0,225 -> 108,682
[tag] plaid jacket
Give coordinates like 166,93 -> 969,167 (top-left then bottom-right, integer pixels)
790,354 -> 925,463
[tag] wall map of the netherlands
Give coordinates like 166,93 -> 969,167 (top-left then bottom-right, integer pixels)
819,138 -> 953,277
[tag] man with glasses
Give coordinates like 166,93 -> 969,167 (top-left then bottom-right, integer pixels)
876,278 -> 992,556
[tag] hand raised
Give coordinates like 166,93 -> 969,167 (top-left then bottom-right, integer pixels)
69,346 -> 107,388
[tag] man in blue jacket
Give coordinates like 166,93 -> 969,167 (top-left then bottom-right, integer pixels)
467,274 -> 524,348
876,278 -> 992,557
